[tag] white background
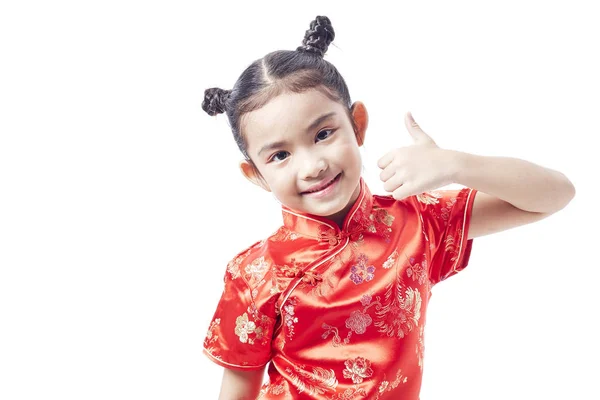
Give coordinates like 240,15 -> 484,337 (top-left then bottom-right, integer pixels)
1,1 -> 598,399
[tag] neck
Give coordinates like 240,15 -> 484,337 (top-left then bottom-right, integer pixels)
324,180 -> 362,228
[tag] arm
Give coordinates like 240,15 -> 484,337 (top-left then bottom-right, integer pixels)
218,365 -> 266,400
446,150 -> 576,239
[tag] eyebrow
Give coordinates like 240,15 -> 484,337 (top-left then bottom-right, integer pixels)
257,111 -> 338,157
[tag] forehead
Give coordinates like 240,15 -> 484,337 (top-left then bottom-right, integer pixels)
243,89 -> 345,154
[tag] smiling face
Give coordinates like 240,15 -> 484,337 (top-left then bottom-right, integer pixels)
239,88 -> 368,225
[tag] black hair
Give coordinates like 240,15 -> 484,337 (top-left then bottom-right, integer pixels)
201,15 -> 357,177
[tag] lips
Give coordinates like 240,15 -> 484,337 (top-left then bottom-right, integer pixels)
302,173 -> 341,194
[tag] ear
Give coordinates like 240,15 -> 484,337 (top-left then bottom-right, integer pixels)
239,159 -> 271,192
350,101 -> 368,147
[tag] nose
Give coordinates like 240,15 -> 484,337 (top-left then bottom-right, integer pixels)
298,152 -> 327,180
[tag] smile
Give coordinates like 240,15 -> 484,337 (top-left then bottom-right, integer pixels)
302,173 -> 342,196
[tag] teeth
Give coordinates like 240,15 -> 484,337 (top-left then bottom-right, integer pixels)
308,175 -> 337,193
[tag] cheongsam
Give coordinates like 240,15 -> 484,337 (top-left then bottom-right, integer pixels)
203,176 -> 478,399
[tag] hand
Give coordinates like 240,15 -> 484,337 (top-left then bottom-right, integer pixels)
377,112 -> 456,200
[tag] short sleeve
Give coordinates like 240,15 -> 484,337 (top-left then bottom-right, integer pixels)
416,187 -> 477,286
202,243 -> 277,371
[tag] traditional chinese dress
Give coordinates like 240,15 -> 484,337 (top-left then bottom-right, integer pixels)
203,176 -> 478,399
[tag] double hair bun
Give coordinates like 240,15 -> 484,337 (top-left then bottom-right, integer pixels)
202,15 -> 335,116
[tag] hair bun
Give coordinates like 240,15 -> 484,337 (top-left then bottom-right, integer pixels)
296,15 -> 335,57
202,87 -> 231,116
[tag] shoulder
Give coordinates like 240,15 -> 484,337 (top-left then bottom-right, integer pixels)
223,226 -> 291,287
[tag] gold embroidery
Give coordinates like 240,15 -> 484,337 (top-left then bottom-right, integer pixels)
203,318 -> 221,354
342,356 -> 373,384
416,191 -> 441,205
271,226 -> 298,242
382,250 -> 398,269
234,312 -> 255,344
374,279 -> 421,338
233,305 -> 273,346
244,256 -> 270,287
373,368 -> 409,399
285,364 -> 338,395
405,253 -> 428,285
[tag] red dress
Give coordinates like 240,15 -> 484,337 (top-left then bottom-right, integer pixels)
203,177 -> 477,399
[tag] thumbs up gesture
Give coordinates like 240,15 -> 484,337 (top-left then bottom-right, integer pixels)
377,112 -> 457,200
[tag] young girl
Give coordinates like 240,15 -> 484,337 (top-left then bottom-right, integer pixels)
201,16 -> 575,400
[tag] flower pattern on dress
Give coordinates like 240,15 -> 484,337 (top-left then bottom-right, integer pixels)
233,304 -> 274,346
271,226 -> 298,242
283,296 -> 299,340
203,318 -> 220,352
382,250 -> 398,269
367,206 -> 395,242
375,277 -> 422,338
258,379 -> 287,398
343,356 -> 374,384
349,254 -> 375,285
205,179 -> 475,399
360,293 -> 372,306
234,312 -> 255,343
417,191 -> 457,228
374,369 -> 408,399
406,254 -> 428,285
244,256 -> 270,287
416,191 -> 441,205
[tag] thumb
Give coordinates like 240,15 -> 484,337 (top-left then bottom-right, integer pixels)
404,112 -> 433,144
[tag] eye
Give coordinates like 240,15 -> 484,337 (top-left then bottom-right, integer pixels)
316,129 -> 335,142
269,151 -> 289,163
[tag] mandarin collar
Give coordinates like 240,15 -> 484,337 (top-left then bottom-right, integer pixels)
281,177 -> 374,245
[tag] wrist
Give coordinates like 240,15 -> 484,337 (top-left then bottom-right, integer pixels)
445,149 -> 472,184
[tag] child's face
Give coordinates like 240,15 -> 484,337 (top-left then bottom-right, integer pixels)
240,88 -> 368,220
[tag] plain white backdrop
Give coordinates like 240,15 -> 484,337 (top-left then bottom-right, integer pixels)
1,1 -> 598,399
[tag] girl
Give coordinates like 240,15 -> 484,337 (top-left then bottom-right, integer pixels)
201,16 -> 575,400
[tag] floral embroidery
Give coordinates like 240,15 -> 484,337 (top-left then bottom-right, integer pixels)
323,292 -> 382,347
271,226 -> 298,242
244,256 -> 270,287
258,379 -> 287,398
418,191 -> 457,228
285,364 -> 338,395
226,252 -> 248,280
374,369 -> 408,399
367,206 -> 395,242
234,312 -> 255,344
416,191 -> 441,205
283,296 -> 299,340
374,269 -> 422,338
349,254 -> 375,285
233,304 -> 273,346
360,293 -> 372,306
203,318 -> 220,352
406,254 -> 428,285
345,310 -> 373,334
343,356 -> 373,384
382,250 -> 398,269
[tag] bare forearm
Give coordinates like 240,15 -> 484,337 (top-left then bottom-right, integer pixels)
448,150 -> 576,213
